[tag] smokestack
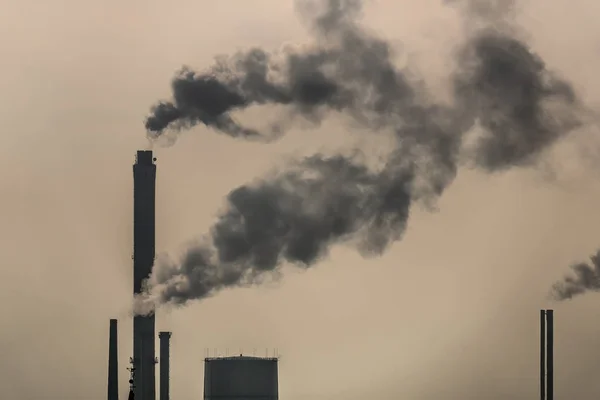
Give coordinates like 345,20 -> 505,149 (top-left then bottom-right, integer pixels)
546,310 -> 554,400
540,309 -> 554,400
159,332 -> 172,400
108,319 -> 119,400
540,310 -> 545,400
133,150 -> 157,400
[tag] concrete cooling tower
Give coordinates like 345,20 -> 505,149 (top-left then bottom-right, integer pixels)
203,355 -> 279,400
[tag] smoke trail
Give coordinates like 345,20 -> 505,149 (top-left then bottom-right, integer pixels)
145,0 -> 416,141
134,154 -> 415,313
135,0 -> 587,313
551,251 -> 600,301
145,0 -> 582,169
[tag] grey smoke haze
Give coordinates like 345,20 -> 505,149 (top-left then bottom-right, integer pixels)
445,0 -> 517,21
552,251 -> 600,301
136,0 -> 587,313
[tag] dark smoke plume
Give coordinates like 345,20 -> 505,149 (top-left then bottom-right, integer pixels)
453,31 -> 582,170
144,0 -> 416,141
135,0 -> 587,313
135,154 -> 415,313
551,251 -> 600,301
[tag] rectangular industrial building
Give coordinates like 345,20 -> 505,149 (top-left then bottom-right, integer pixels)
204,355 -> 279,400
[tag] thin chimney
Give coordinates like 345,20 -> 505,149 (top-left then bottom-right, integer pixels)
546,310 -> 554,400
108,319 -> 119,400
540,310 -> 546,400
540,309 -> 554,400
159,332 -> 172,400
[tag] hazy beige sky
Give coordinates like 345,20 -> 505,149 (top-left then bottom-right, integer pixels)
2,0 -> 600,399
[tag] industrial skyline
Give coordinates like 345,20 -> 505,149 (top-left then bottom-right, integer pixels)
105,148 -> 562,400
110,149 -> 285,400
3,0 -> 600,399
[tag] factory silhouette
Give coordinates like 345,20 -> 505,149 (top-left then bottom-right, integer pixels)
107,150 -> 280,400
105,149 -> 558,400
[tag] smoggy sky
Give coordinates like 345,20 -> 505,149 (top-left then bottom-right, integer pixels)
2,0 -> 600,399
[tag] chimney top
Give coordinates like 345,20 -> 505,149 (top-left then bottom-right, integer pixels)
136,150 -> 156,165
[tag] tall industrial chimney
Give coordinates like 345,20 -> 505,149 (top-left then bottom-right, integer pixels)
540,309 -> 554,400
108,319 -> 119,400
159,332 -> 172,400
133,150 -> 157,400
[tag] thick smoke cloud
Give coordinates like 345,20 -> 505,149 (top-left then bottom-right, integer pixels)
135,0 -> 587,314
552,251 -> 600,301
453,32 -> 582,170
138,154 -> 414,311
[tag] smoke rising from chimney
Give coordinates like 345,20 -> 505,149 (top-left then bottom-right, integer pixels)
135,0 -> 589,314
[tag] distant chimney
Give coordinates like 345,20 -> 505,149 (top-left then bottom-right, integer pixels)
546,310 -> 554,400
108,319 -> 119,400
540,310 -> 545,400
159,332 -> 172,400
540,309 -> 554,400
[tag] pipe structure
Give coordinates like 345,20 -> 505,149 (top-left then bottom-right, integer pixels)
540,309 -> 554,400
108,319 -> 119,400
546,310 -> 554,400
133,150 -> 157,400
540,310 -> 545,400
159,332 -> 172,400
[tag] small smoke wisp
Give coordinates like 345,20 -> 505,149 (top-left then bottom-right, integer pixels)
135,0 -> 588,313
551,251 -> 600,301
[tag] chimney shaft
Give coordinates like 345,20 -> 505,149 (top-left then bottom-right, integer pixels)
159,332 -> 172,400
540,310 -> 546,400
540,309 -> 554,400
108,319 -> 119,400
133,150 -> 157,400
546,310 -> 554,400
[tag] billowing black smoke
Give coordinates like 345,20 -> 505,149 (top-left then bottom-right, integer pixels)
136,154 -> 414,312
145,0 -> 417,141
135,0 -> 586,313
